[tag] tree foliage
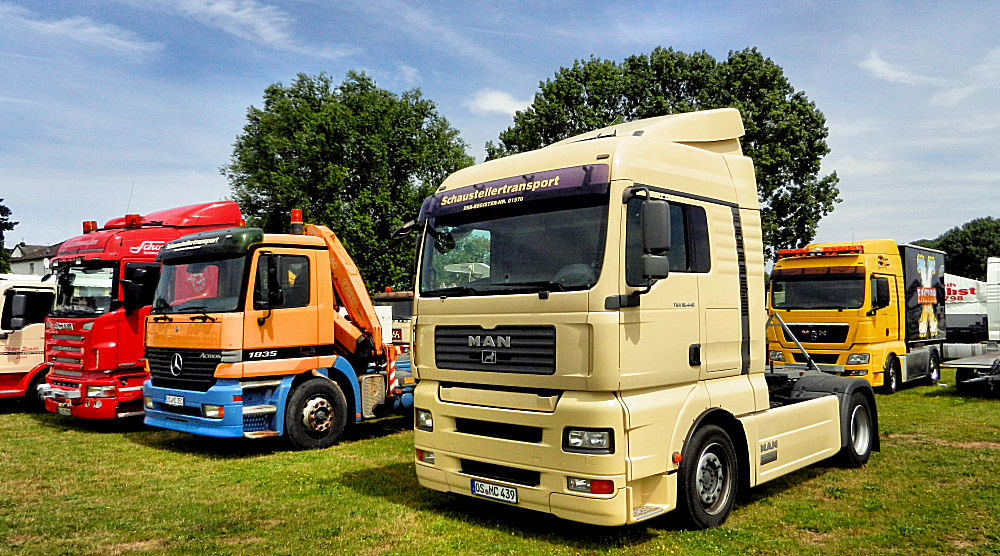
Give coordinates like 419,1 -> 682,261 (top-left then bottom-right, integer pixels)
487,47 -> 840,259
224,72 -> 474,291
914,217 -> 1000,281
0,199 -> 16,273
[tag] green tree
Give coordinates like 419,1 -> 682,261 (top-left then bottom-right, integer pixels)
487,47 -> 840,259
914,217 -> 1000,280
0,199 -> 17,273
224,72 -> 474,291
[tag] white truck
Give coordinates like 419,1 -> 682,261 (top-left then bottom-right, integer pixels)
0,274 -> 55,406
407,109 -> 879,528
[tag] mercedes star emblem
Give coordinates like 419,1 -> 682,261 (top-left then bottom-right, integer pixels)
170,353 -> 184,377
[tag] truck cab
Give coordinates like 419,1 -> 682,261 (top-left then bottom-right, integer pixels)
0,275 -> 55,405
767,240 -> 945,393
142,216 -> 412,449
39,202 -> 244,418
410,109 -> 878,528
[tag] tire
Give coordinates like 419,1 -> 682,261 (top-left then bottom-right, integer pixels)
955,368 -> 975,395
283,377 -> 348,450
924,351 -> 940,386
837,391 -> 875,467
677,425 -> 738,529
24,370 -> 47,412
878,356 -> 900,394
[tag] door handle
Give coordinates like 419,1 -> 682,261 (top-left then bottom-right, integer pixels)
689,344 -> 701,367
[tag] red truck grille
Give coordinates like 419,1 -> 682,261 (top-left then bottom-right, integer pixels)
46,325 -> 86,370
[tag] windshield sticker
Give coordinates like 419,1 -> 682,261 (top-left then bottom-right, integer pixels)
420,164 -> 609,219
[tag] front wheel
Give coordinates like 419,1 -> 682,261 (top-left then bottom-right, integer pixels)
24,370 -> 47,412
677,425 -> 738,529
879,356 -> 900,394
284,377 -> 348,450
837,391 -> 875,467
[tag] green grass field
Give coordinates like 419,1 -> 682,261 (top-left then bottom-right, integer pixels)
2,369 -> 999,555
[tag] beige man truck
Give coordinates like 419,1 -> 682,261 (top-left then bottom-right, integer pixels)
0,274 -> 55,405
407,109 -> 878,528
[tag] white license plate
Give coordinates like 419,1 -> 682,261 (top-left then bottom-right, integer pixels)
471,480 -> 517,504
164,395 -> 184,407
57,405 -> 72,416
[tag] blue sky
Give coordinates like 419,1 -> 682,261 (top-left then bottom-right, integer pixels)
1,1 -> 997,251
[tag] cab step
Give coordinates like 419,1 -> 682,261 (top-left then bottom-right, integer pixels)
632,505 -> 666,521
243,404 -> 277,416
244,430 -> 280,439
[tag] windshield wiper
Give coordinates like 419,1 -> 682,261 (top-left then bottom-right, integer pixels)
422,286 -> 479,298
489,280 -> 567,292
178,305 -> 218,322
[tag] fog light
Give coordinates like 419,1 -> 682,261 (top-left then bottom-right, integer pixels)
567,477 -> 614,494
416,448 -> 435,464
769,350 -> 785,362
144,396 -> 153,409
846,353 -> 870,365
202,404 -> 225,419
415,409 -> 433,431
86,385 -> 115,398
564,428 -> 612,453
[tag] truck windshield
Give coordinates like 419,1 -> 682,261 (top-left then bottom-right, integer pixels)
771,276 -> 866,310
420,194 -> 609,297
52,263 -> 115,317
152,256 -> 246,313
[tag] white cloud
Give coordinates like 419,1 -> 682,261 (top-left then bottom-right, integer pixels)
858,51 -> 951,87
397,63 -> 419,85
0,2 -> 162,57
465,89 -> 531,116
144,0 -> 356,59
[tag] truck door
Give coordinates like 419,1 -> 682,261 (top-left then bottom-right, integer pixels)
244,250 -> 320,367
119,262 -> 161,369
871,274 -> 899,342
619,195 -> 703,387
0,287 -> 53,375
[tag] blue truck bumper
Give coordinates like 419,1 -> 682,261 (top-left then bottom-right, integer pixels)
143,379 -> 245,437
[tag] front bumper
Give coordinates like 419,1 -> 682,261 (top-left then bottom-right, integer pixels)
143,379 -> 246,437
39,379 -> 146,419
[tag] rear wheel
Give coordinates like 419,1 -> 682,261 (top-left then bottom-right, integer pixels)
677,425 -> 738,529
878,356 -> 900,394
924,351 -> 940,386
284,377 -> 348,450
837,391 -> 875,467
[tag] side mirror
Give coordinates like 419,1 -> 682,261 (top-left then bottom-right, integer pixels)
870,277 -> 890,313
641,198 -> 671,280
392,220 -> 420,238
266,255 -> 283,307
9,294 -> 28,330
122,267 -> 149,313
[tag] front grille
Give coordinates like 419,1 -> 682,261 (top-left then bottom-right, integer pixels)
455,418 -> 543,443
782,324 -> 849,344
51,380 -> 79,389
435,326 -> 556,374
243,413 -> 271,433
147,347 -> 221,392
461,459 -> 540,486
790,352 -> 841,365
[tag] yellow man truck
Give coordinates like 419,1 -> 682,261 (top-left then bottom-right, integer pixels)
0,274 -> 55,406
406,109 -> 878,528
768,241 -> 946,393
141,212 -> 413,449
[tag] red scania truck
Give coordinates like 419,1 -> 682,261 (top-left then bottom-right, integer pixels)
38,202 -> 244,419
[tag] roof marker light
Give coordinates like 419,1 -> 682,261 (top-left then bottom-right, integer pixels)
124,214 -> 142,229
82,221 -> 98,234
290,209 -> 304,235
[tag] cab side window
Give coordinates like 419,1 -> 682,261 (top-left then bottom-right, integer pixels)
1,289 -> 54,330
625,197 -> 710,287
253,255 -> 310,309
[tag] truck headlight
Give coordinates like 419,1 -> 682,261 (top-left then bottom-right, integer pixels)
769,350 -> 785,362
564,428 -> 613,454
202,404 -> 225,419
86,385 -> 115,398
144,396 -> 154,409
846,353 -> 870,365
567,477 -> 615,494
415,409 -> 433,431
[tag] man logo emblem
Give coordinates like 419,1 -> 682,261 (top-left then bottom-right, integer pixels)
170,353 -> 184,377
482,350 -> 497,364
